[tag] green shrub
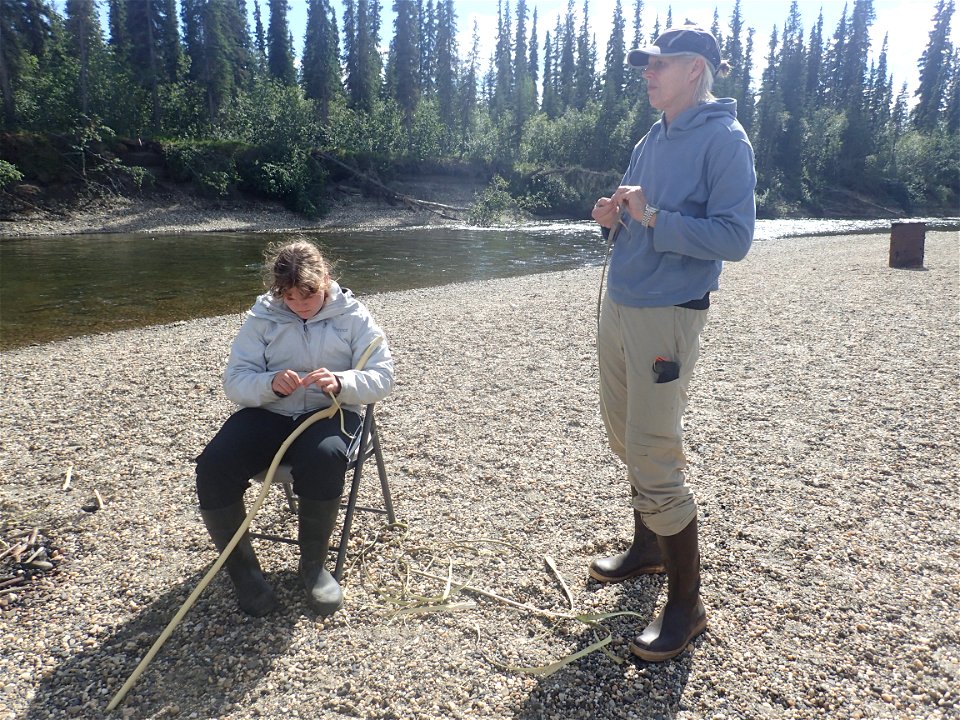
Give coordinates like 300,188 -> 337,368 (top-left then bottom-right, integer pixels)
469,175 -> 522,226
163,140 -> 243,197
0,160 -> 23,189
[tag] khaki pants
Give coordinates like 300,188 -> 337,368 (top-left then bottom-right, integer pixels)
598,294 -> 708,537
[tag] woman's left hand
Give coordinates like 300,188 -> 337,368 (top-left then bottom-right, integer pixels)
301,368 -> 342,395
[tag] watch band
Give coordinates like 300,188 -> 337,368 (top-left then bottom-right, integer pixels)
641,203 -> 659,227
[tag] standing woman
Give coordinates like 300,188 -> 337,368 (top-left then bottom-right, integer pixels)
195,240 -> 394,617
590,24 -> 756,661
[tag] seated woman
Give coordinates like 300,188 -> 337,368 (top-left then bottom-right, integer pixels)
195,239 -> 394,617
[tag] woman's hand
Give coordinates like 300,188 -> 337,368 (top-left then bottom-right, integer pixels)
591,196 -> 620,229
271,369 -> 302,397
300,368 -> 342,396
610,185 -> 649,223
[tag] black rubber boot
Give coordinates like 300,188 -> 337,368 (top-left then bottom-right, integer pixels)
629,516 -> 707,661
589,498 -> 665,582
200,502 -> 277,617
298,497 -> 343,617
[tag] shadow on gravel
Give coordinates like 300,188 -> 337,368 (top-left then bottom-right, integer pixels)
23,566 -> 301,719
515,575 -> 701,720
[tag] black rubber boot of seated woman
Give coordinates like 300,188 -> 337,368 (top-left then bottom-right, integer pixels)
298,497 -> 343,617
200,503 -> 277,617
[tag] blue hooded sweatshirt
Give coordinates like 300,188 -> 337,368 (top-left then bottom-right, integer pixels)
607,98 -> 756,308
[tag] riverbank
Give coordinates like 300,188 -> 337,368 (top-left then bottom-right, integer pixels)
0,177 -> 482,238
1,231 -> 958,720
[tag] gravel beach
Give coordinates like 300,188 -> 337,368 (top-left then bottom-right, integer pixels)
1,230 -> 958,720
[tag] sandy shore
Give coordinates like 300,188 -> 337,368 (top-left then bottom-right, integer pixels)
1,231 -> 958,720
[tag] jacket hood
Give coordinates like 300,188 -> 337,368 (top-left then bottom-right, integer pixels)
246,281 -> 359,323
663,98 -> 738,135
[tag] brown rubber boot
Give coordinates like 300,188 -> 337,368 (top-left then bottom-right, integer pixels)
629,516 -> 707,661
589,506 -> 665,583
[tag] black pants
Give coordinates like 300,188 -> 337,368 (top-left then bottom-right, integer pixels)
196,407 -> 362,510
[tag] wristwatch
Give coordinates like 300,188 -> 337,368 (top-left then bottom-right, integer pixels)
640,203 -> 659,227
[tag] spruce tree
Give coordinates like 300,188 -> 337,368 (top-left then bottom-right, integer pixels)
625,0 -> 644,97
825,5 -> 847,109
776,1 -> 806,196
458,18 -> 479,143
267,0 -> 296,85
805,11 -> 824,108
387,0 -> 420,119
528,7 -> 538,94
558,0 -> 575,111
913,0 -> 955,130
224,0 -> 253,91
434,0 -> 456,139
573,0 -> 594,109
106,0 -> 129,60
200,0 -> 236,123
491,0 -> 513,120
541,29 -> 558,117
126,0 -> 166,127
160,0 -> 180,82
945,49 -> 960,133
753,26 -> 783,189
345,0 -> 382,110
716,0 -> 744,100
303,0 -> 343,121
181,0 -> 203,81
738,27 -> 755,133
419,0 -> 435,94
253,0 -> 268,73
600,0 -> 625,112
64,0 -> 102,116
838,0 -> 876,184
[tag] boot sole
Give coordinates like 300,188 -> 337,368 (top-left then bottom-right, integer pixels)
240,596 -> 277,617
307,597 -> 343,617
628,615 -> 707,662
588,563 -> 666,583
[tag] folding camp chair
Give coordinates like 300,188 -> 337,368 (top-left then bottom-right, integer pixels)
248,402 -> 395,580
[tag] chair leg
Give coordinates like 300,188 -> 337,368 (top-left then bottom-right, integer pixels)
371,420 -> 396,524
283,481 -> 298,513
334,459 -> 364,581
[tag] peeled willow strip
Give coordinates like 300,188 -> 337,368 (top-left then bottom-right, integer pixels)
410,569 -> 572,621
544,555 -> 574,611
392,601 -> 477,618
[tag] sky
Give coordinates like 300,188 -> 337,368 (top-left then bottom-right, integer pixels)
303,0 -> 956,100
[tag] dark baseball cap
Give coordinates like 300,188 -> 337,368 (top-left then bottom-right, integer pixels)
626,25 -> 721,73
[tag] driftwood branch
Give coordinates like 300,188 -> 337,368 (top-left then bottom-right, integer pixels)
317,151 -> 470,220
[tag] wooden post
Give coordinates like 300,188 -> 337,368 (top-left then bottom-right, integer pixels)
889,221 -> 926,269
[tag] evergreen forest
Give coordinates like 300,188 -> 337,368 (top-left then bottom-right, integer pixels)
1,0 -> 957,221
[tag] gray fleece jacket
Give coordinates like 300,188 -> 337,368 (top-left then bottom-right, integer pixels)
223,281 -> 394,417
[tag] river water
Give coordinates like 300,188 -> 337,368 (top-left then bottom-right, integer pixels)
1,217 -> 956,350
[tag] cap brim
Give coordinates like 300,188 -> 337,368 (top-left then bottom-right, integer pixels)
626,47 -> 662,68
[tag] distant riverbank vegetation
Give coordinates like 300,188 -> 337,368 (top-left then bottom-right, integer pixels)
1,0 -> 957,221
